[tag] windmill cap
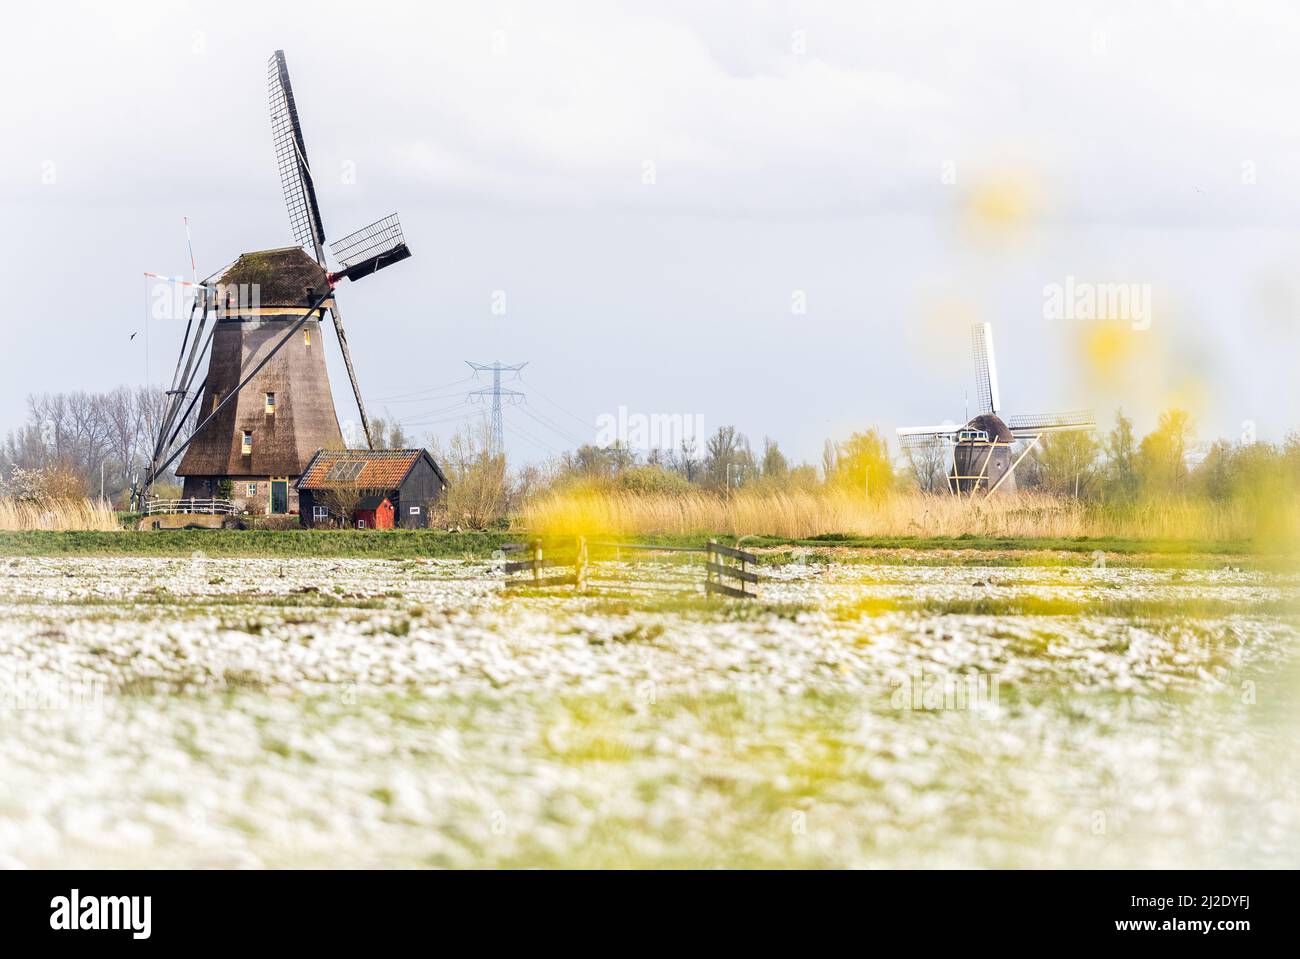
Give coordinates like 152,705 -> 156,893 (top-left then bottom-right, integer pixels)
205,246 -> 330,310
963,413 -> 1014,442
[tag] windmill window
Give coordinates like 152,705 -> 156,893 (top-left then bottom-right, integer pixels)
242,431 -> 253,454
265,392 -> 276,414
304,329 -> 312,347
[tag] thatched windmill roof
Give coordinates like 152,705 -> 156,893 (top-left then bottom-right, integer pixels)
207,247 -> 330,310
963,413 -> 1015,444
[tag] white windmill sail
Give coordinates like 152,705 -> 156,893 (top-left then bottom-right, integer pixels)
896,424 -> 962,451
1005,410 -> 1096,438
971,322 -> 1001,415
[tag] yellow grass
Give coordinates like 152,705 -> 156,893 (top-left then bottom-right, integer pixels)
518,488 -> 1297,543
0,498 -> 120,532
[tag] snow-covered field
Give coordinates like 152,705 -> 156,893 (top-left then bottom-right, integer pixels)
1,553 -> 1297,867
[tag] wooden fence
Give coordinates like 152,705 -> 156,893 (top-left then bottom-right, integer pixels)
500,537 -> 762,599
703,541 -> 759,599
144,498 -> 238,516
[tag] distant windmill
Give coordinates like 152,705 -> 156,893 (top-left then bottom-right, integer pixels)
135,50 -> 413,514
896,323 -> 1095,496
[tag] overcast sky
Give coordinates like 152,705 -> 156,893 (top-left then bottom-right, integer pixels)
3,0 -> 1299,465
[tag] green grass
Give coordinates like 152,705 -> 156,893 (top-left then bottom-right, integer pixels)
590,531 -> 1278,558
884,595 -> 1300,620
0,529 -> 512,558
588,534 -> 1286,570
0,528 -> 1290,566
701,533 -> 1265,555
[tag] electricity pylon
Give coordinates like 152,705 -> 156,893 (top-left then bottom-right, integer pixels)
466,361 -> 527,456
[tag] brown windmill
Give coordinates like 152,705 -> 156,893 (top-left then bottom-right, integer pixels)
137,51 -> 411,515
896,323 -> 1095,496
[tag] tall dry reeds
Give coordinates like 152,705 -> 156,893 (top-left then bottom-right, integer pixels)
0,498 -> 120,532
517,488 -> 1295,542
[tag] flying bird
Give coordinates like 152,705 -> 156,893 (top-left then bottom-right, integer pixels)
129,332 -> 138,340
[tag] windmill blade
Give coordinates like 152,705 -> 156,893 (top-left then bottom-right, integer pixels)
1006,410 -> 1096,437
327,298 -> 375,450
328,214 -> 412,283
899,435 -> 951,452
896,425 -> 961,450
269,50 -> 326,261
322,213 -> 414,450
971,322 -> 1001,414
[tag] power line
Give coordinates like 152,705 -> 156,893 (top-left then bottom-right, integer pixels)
502,413 -> 559,456
372,375 -> 476,403
518,401 -> 585,440
412,411 -> 486,433
378,388 -> 480,406
400,400 -> 476,425
517,404 -> 586,447
517,376 -> 591,428
396,405 -> 484,429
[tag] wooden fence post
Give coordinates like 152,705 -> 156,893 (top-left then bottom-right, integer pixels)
704,540 -> 759,599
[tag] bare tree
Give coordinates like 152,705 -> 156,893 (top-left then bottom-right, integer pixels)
703,425 -> 753,490
904,442 -> 949,494
366,411 -> 412,449
671,436 -> 700,482
3,386 -> 170,505
430,420 -> 508,529
311,486 -> 390,527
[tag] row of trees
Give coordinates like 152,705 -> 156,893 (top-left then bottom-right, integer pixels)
1018,408 -> 1300,504
6,386 -> 1296,519
1,388 -> 171,504
533,426 -> 895,496
0,391 -> 418,508
516,408 -> 1299,509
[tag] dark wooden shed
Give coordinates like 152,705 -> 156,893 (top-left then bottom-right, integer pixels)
296,448 -> 448,528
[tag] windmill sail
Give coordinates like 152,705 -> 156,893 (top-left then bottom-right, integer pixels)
896,425 -> 961,450
1006,410 -> 1096,437
328,213 -> 412,282
971,322 -> 1001,414
266,51 -> 415,453
269,50 -> 326,261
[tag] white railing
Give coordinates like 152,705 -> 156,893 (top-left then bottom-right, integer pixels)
144,498 -> 238,516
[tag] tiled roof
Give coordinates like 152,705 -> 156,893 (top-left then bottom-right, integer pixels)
297,449 -> 425,490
